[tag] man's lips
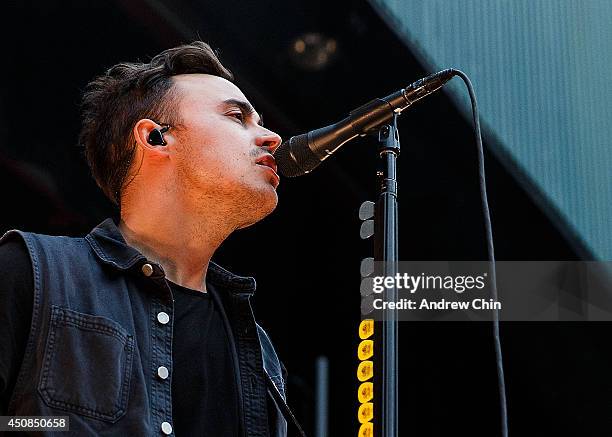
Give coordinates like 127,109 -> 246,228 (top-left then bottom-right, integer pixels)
255,154 -> 279,176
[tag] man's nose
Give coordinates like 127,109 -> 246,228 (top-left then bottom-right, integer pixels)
256,129 -> 282,154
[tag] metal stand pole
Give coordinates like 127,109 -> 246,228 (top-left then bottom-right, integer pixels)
373,114 -> 400,437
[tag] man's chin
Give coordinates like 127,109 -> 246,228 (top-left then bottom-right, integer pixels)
236,191 -> 277,229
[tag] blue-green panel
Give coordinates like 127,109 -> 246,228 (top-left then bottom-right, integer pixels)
370,0 -> 612,260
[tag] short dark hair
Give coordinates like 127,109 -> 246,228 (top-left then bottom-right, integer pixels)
79,41 -> 233,205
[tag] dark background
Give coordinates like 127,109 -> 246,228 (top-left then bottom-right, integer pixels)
2,1 -> 610,435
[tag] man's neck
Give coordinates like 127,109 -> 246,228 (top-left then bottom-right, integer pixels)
118,211 -> 234,293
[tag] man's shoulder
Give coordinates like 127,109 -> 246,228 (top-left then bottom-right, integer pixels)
0,233 -> 32,276
0,231 -> 35,309
0,229 -> 93,275
1,228 -> 88,250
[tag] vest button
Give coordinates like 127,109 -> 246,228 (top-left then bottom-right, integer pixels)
157,312 -> 170,325
141,263 -> 154,277
157,366 -> 169,380
161,421 -> 173,435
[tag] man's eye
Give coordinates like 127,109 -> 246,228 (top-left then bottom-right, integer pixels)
228,112 -> 245,123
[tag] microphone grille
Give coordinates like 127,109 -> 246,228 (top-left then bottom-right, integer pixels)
274,133 -> 320,177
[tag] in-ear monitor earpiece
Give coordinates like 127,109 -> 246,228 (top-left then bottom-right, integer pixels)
147,124 -> 171,146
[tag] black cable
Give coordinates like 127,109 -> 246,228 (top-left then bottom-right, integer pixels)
452,69 -> 508,437
264,370 -> 308,437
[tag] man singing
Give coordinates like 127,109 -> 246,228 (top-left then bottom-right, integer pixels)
0,41 -> 289,436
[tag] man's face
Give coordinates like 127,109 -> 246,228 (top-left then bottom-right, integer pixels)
169,74 -> 282,228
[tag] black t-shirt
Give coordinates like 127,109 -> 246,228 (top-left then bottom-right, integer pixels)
169,280 -> 240,436
0,239 -> 240,436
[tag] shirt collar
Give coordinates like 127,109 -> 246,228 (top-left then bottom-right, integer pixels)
85,218 -> 256,293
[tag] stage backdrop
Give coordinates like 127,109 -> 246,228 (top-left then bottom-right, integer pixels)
370,0 -> 612,260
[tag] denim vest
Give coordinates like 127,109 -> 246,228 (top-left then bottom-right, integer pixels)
1,218 -> 287,436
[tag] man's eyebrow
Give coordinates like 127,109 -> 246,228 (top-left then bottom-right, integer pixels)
220,98 -> 263,126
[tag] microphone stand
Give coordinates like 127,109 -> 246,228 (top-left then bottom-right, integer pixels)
373,113 -> 399,437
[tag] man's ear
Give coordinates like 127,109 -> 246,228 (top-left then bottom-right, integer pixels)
133,119 -> 172,154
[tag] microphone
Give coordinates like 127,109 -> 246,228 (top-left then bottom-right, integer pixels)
274,69 -> 456,177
